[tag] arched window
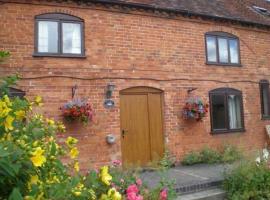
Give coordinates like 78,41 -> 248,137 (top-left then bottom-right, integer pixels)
205,32 -> 240,65
34,13 -> 84,57
209,88 -> 244,133
259,80 -> 270,118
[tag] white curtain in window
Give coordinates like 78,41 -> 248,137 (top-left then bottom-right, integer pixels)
228,95 -> 242,129
62,23 -> 81,54
38,21 -> 58,53
38,21 -> 49,52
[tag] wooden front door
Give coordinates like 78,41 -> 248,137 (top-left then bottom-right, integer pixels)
120,87 -> 164,166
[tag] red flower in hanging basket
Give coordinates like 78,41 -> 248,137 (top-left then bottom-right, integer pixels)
60,98 -> 93,124
182,97 -> 208,121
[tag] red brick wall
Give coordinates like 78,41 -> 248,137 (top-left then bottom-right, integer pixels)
1,1 -> 270,170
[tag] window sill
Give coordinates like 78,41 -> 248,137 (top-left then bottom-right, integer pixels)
211,129 -> 245,135
33,53 -> 86,58
206,62 -> 242,67
262,116 -> 270,120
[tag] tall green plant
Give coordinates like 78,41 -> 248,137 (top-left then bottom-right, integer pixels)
224,161 -> 270,200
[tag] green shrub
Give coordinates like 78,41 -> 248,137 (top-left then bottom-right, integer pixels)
181,152 -> 202,165
159,150 -> 176,169
221,145 -> 242,163
224,161 -> 270,200
200,147 -> 222,164
182,145 -> 242,165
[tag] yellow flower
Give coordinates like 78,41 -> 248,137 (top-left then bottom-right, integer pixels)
0,101 -> 11,118
30,147 -> 46,167
34,96 -> 43,106
73,191 -> 81,196
108,188 -> 122,200
100,166 -> 112,186
14,110 -> 25,120
4,115 -> 14,131
46,118 -> 55,126
69,147 -> 79,159
3,95 -> 12,107
74,161 -> 80,172
57,122 -> 66,132
77,183 -> 84,190
66,136 -> 78,148
30,175 -> 39,185
100,194 -> 109,200
33,141 -> 39,147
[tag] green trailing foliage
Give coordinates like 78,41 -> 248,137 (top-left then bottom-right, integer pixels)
224,161 -> 270,200
181,145 -> 242,165
0,51 -> 10,62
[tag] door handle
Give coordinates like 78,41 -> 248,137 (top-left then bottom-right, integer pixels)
122,129 -> 128,138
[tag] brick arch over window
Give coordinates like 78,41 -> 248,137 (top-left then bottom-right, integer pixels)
209,87 -> 245,134
205,31 -> 239,39
34,13 -> 85,57
35,13 -> 83,22
205,31 -> 241,66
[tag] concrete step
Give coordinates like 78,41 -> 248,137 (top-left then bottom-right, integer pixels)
175,179 -> 223,195
176,188 -> 226,200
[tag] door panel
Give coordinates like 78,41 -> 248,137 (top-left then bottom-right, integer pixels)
120,94 -> 151,166
148,93 -> 164,161
120,87 -> 164,167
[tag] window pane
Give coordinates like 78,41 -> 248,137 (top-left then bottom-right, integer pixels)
262,84 -> 270,116
218,38 -> 229,63
62,23 -> 81,54
38,21 -> 58,53
228,95 -> 242,129
229,39 -> 239,64
211,94 -> 226,130
206,36 -> 217,62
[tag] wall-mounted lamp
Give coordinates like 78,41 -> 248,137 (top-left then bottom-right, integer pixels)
187,87 -> 198,94
105,83 -> 115,99
104,83 -> 116,109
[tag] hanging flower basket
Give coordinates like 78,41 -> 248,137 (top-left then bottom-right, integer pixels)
60,98 -> 93,124
182,97 -> 208,121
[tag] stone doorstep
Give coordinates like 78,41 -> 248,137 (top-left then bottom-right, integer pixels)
176,188 -> 226,200
175,179 -> 223,195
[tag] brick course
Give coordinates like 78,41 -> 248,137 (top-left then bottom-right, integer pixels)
0,1 -> 270,170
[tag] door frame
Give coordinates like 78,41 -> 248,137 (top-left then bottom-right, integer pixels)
119,86 -> 165,165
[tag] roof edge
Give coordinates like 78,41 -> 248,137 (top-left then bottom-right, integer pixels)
83,0 -> 270,29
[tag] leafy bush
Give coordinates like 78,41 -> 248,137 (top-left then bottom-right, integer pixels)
181,152 -> 202,165
159,150 -> 176,170
200,147 -> 222,164
0,74 -> 176,200
224,161 -> 270,200
182,145 -> 242,165
221,145 -> 242,163
0,50 -> 10,62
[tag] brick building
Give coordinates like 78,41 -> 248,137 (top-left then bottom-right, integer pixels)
0,0 -> 270,170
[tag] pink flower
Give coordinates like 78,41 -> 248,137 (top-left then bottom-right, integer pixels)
120,178 -> 125,183
126,193 -> 143,200
112,159 -> 122,167
126,184 -> 143,200
136,178 -> 142,186
127,184 -> 139,194
127,192 -> 137,200
160,188 -> 168,200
